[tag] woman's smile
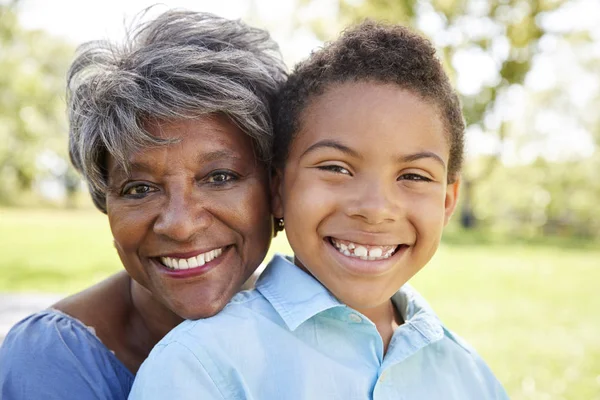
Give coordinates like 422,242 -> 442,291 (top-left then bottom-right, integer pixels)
158,246 -> 228,271
152,245 -> 232,279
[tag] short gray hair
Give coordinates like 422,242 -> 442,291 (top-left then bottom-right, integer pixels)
67,10 -> 287,213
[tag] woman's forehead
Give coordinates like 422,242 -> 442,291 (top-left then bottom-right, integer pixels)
106,118 -> 261,177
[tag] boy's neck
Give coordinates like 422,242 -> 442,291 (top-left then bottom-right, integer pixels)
355,300 -> 404,354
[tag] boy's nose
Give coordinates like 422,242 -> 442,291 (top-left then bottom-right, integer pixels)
153,191 -> 213,242
345,180 -> 400,225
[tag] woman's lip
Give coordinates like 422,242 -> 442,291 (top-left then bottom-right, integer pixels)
154,246 -> 232,279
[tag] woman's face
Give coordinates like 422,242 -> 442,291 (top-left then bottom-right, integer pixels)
106,115 -> 272,319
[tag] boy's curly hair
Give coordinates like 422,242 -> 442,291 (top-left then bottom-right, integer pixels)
273,20 -> 464,182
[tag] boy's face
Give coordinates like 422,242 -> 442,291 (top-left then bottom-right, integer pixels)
273,81 -> 460,316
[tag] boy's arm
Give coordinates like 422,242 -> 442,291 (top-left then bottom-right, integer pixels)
472,354 -> 510,400
128,342 -> 225,400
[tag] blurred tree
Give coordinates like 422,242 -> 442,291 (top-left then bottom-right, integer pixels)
0,3 -> 73,205
296,0 -> 572,229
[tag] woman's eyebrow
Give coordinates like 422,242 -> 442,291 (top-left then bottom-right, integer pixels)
198,149 -> 242,164
300,139 -> 360,159
399,151 -> 446,168
119,149 -> 243,176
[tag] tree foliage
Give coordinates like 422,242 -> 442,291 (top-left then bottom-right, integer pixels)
0,3 -> 73,204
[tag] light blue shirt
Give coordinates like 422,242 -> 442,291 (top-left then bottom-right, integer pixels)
130,254 -> 508,399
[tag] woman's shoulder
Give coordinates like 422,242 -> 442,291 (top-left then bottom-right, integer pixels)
0,308 -> 133,400
2,307 -> 111,353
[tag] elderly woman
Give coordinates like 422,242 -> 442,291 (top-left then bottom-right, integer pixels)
0,10 -> 286,399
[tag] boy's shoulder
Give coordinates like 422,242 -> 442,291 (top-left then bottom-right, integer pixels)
155,254 -> 333,349
440,325 -> 479,355
159,287 -> 279,345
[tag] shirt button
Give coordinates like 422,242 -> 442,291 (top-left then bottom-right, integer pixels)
348,313 -> 362,323
379,371 -> 389,382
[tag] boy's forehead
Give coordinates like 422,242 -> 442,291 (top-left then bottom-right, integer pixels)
295,81 -> 450,160
303,81 -> 442,124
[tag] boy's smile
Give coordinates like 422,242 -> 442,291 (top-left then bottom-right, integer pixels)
329,237 -> 400,260
273,81 -> 460,322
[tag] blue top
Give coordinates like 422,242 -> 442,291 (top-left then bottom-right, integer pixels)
0,309 -> 134,400
130,254 -> 509,399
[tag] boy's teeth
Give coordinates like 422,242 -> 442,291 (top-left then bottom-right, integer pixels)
160,247 -> 224,270
354,246 -> 368,257
369,248 -> 382,257
330,238 -> 397,260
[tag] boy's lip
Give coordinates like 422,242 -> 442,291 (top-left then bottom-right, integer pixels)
328,236 -> 400,249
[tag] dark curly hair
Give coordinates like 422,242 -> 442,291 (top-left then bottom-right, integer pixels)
273,21 -> 464,182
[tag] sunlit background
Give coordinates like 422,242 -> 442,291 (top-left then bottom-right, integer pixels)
1,0 -> 599,399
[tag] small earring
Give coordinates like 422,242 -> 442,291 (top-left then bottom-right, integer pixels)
275,217 -> 285,232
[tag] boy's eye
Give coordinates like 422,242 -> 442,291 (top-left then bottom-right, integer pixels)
206,170 -> 238,184
122,183 -> 157,197
399,173 -> 432,182
317,165 -> 352,176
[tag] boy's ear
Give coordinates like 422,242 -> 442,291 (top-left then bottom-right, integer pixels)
444,176 -> 461,226
271,169 -> 284,219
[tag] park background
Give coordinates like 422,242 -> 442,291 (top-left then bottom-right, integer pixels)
0,0 -> 599,398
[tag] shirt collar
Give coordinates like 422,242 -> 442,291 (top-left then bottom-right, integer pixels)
256,254 -> 343,331
390,284 -> 445,349
257,254 -> 445,342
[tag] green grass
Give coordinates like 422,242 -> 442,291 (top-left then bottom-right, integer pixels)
1,208 -> 599,399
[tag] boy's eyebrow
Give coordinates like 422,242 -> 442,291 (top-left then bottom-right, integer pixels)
400,152 -> 446,168
300,140 -> 360,159
299,140 -> 446,169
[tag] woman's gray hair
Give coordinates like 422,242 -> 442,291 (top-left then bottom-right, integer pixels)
67,10 -> 287,213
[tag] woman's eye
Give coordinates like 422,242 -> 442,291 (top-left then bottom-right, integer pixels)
122,183 -> 156,197
207,171 -> 238,184
399,173 -> 432,182
317,165 -> 351,175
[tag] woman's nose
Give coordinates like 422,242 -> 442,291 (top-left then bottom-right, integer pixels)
345,179 -> 401,225
153,190 -> 213,242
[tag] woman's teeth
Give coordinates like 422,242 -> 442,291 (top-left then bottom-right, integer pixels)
330,238 -> 397,260
160,247 -> 224,270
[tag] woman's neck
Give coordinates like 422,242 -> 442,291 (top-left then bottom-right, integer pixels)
125,279 -> 184,372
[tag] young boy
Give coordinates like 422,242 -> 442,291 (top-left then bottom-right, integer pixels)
130,21 -> 509,399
